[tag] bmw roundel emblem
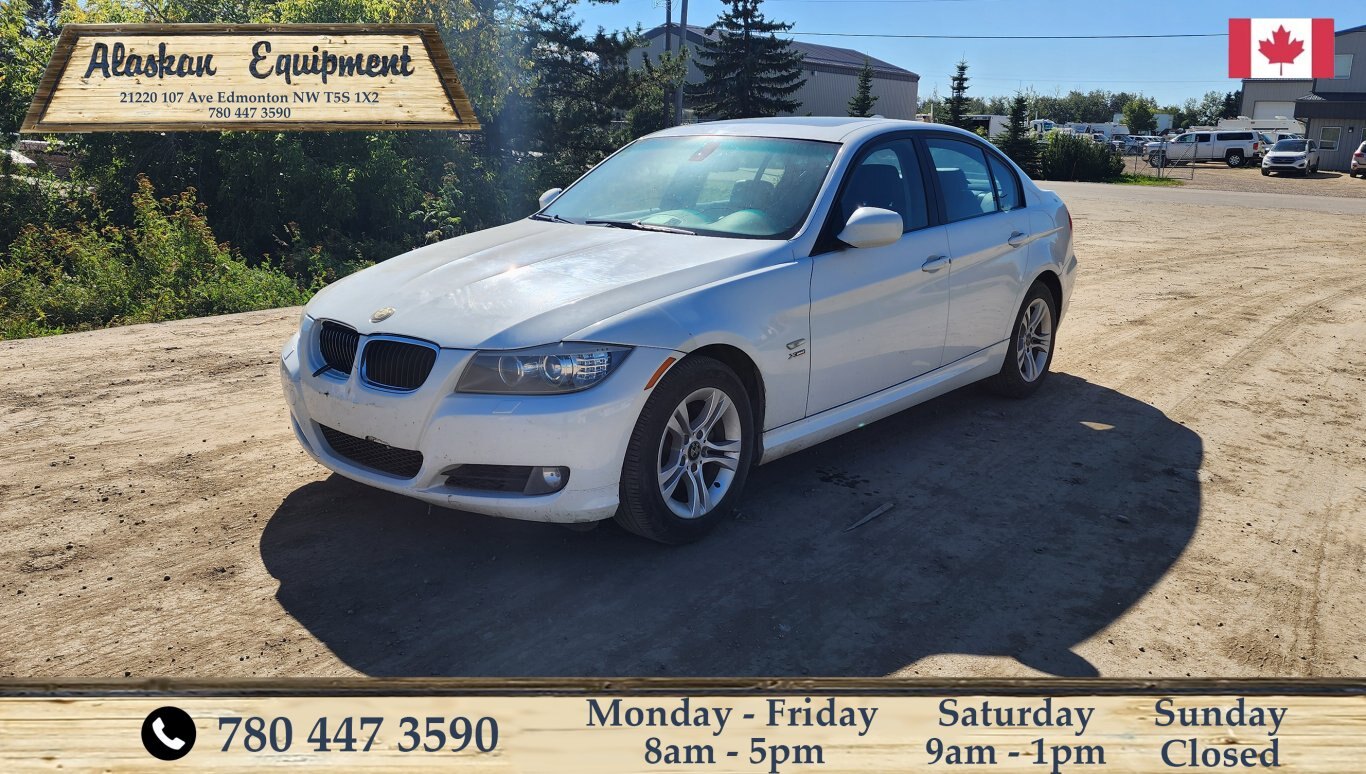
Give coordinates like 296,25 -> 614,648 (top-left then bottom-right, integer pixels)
370,307 -> 396,323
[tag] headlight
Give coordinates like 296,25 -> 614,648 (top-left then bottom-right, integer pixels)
456,343 -> 632,394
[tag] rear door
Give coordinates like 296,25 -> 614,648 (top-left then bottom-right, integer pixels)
807,137 -> 950,415
922,134 -> 1033,362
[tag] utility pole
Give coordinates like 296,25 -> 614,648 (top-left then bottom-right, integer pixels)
663,0 -> 673,127
673,0 -> 688,125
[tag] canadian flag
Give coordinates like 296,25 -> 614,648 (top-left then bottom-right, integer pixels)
1229,18 -> 1335,78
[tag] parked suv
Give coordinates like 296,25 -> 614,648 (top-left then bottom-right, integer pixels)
1352,141 -> 1366,178
1146,131 -> 1261,168
1261,139 -> 1320,176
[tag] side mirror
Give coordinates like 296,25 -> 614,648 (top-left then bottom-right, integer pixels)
837,206 -> 903,249
538,188 -> 563,210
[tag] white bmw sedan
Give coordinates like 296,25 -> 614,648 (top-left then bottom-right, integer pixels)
280,117 -> 1076,543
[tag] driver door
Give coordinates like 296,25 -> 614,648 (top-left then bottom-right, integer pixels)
1168,133 -> 1196,161
807,138 -> 951,416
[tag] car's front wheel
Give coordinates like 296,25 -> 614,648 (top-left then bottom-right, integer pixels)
986,282 -> 1058,398
616,355 -> 755,543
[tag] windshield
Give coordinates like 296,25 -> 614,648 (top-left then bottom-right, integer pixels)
1273,140 -> 1308,152
541,136 -> 839,239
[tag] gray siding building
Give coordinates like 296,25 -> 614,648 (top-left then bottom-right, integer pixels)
1241,24 -> 1366,171
635,25 -> 919,120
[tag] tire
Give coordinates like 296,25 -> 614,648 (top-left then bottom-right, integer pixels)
616,355 -> 755,544
1226,151 -> 1245,167
1148,152 -> 1165,168
986,282 -> 1059,399
1261,168 -> 1270,176
1311,164 -> 1319,174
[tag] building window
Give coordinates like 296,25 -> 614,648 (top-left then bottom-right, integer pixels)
1334,53 -> 1354,80
1319,126 -> 1342,151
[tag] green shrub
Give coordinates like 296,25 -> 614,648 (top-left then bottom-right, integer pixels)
1038,132 -> 1124,182
0,176 -> 313,339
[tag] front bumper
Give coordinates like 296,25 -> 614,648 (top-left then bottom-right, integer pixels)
280,320 -> 681,523
1262,157 -> 1308,170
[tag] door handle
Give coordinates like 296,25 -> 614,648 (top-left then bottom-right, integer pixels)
922,255 -> 950,273
1007,231 -> 1029,248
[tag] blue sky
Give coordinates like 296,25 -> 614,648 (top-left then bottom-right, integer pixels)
570,0 -> 1364,106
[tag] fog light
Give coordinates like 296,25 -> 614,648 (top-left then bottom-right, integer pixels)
525,466 -> 569,495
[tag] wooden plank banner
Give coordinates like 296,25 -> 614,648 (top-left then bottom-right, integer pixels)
20,24 -> 480,132
0,679 -> 1363,772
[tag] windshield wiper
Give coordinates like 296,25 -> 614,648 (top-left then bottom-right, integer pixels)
585,219 -> 696,236
530,213 -> 575,224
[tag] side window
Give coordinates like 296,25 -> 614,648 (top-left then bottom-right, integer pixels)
987,155 -> 1023,212
926,137 -> 998,223
1175,134 -> 1194,144
1195,133 -> 1211,143
837,140 -> 929,232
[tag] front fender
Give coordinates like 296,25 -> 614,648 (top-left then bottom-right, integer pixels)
570,256 -> 813,429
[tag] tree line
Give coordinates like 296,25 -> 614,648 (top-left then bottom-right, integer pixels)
0,0 -> 1239,339
0,0 -> 827,337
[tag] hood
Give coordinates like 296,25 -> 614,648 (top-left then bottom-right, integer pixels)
305,219 -> 788,349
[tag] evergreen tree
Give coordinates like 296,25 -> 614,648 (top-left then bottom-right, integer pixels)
994,94 -> 1040,176
691,0 -> 807,119
946,59 -> 971,128
847,59 -> 878,117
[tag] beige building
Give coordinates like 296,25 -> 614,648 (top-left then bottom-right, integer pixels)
636,25 -> 919,120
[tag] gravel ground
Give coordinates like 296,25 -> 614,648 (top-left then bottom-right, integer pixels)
1119,152 -> 1366,197
1,184 -> 1364,679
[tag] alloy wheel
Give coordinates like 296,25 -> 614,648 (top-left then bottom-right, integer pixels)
656,387 -> 743,519
1016,298 -> 1054,383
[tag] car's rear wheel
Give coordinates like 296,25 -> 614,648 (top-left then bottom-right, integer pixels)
616,356 -> 754,544
1226,151 -> 1245,167
986,282 -> 1058,399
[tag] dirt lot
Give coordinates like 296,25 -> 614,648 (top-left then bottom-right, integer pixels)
2,183 -> 1364,679
1121,153 -> 1366,197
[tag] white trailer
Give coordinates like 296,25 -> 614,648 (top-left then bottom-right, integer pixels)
965,114 -> 1010,137
1065,121 -> 1130,140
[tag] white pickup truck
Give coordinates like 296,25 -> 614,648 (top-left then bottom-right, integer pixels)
1145,130 -> 1262,168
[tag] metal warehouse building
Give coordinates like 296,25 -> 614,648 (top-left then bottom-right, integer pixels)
636,25 -> 919,120
1241,23 -> 1366,172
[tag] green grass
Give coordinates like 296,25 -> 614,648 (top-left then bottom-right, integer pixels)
1110,174 -> 1184,187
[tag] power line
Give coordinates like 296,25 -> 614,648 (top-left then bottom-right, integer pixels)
788,31 -> 1226,39
770,0 -> 1003,3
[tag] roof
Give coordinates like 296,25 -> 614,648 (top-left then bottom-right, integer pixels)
1297,91 -> 1366,102
1294,91 -> 1366,119
650,116 -> 961,143
642,25 -> 918,82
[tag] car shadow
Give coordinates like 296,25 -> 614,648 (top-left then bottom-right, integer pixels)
259,373 -> 1201,677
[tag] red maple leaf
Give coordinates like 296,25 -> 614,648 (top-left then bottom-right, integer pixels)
1258,25 -> 1304,76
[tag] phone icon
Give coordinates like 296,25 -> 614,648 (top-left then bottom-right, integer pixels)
153,717 -> 186,750
141,706 -> 196,760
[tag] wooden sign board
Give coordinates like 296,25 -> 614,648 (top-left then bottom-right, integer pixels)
21,24 -> 480,132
